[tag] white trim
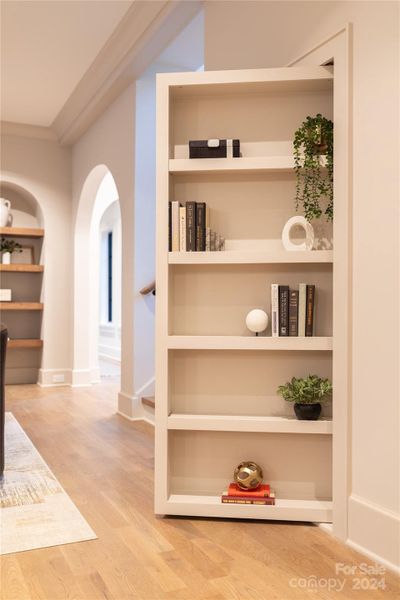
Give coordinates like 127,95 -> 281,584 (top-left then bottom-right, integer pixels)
53,1 -> 202,145
0,121 -> 57,141
117,411 -> 154,427
135,376 -> 155,398
38,368 -> 72,387
286,24 -> 353,544
345,540 -> 400,577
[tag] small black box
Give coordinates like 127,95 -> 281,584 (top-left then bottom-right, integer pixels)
189,139 -> 240,159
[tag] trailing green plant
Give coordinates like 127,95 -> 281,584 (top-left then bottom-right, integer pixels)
0,238 -> 22,254
277,374 -> 332,405
293,114 -> 333,222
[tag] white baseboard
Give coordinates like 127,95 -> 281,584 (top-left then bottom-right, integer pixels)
117,410 -> 154,426
98,353 -> 121,365
347,494 -> 400,573
38,368 -> 72,387
135,376 -> 155,398
117,391 -> 143,420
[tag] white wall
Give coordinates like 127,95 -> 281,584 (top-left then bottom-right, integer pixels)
0,134 -> 72,385
204,0 -> 399,571
72,84 -> 137,414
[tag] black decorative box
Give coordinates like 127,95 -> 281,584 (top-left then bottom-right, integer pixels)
189,139 -> 240,159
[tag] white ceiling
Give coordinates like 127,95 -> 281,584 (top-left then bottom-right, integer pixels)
1,0 -> 133,127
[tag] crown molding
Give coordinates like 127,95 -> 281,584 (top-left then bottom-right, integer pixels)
1,121 -> 58,141
53,0 -> 202,146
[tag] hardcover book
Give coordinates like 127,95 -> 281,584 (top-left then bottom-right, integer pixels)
306,285 -> 316,336
196,202 -> 206,251
278,285 -> 289,336
221,497 -> 276,505
271,284 -> 279,337
179,206 -> 186,252
186,201 -> 196,251
289,290 -> 299,336
227,483 -> 271,497
171,201 -> 180,252
298,283 -> 307,336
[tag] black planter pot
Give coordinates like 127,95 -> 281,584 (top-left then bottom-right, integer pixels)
294,403 -> 322,421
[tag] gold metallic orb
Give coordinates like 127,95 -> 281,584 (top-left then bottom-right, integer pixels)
234,461 -> 263,490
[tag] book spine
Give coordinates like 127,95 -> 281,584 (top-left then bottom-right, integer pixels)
210,230 -> 216,251
168,202 -> 172,252
196,202 -> 206,251
306,285 -> 315,336
221,498 -> 276,505
186,202 -> 196,251
205,227 -> 211,251
171,201 -> 180,252
179,206 -> 186,252
271,284 -> 279,337
298,283 -> 307,336
289,290 -> 299,336
278,285 -> 289,336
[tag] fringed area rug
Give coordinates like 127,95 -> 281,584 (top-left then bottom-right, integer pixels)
0,413 -> 96,555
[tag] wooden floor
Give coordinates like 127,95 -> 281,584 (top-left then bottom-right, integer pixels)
1,383 -> 399,600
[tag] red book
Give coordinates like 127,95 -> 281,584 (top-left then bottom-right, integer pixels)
227,483 -> 271,497
221,491 -> 276,505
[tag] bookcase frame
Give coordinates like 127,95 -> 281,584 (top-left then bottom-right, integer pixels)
155,66 -> 346,527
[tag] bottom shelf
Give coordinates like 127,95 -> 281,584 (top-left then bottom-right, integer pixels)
8,339 -> 43,349
164,494 -> 332,522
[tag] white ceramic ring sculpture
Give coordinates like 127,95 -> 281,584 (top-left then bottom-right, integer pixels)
282,215 -> 314,251
246,309 -> 269,334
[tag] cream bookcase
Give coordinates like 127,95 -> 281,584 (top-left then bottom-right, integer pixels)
155,66 -> 337,523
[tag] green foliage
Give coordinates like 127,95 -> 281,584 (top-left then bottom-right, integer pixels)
0,238 -> 22,254
293,114 -> 333,222
277,374 -> 332,405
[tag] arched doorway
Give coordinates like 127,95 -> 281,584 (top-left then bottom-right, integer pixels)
73,165 -> 121,389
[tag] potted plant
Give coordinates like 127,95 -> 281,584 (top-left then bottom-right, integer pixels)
293,114 -> 333,222
277,374 -> 332,420
1,238 -> 22,264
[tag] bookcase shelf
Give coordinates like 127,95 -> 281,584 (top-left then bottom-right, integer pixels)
169,250 -> 333,265
165,495 -> 332,522
8,339 -> 43,349
0,302 -> 43,311
156,66 -> 336,525
167,414 -> 332,434
167,335 -> 333,351
0,264 -> 44,273
169,156 -> 297,174
0,226 -> 44,238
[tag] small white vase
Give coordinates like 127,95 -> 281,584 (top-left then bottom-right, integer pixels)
2,252 -> 11,264
0,198 -> 11,227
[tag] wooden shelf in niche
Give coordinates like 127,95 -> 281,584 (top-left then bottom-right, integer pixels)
0,227 -> 44,238
169,156 -> 297,174
169,250 -> 333,265
0,302 -> 43,311
8,339 -> 43,349
168,414 -> 332,434
167,336 -> 333,351
0,264 -> 44,273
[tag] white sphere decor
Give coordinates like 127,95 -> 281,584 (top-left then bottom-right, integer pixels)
282,215 -> 314,251
246,309 -> 269,335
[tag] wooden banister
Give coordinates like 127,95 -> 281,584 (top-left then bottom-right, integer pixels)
139,281 -> 156,296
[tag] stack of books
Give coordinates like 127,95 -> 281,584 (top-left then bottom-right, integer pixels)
169,201 -> 225,252
271,284 -> 316,337
221,483 -> 276,505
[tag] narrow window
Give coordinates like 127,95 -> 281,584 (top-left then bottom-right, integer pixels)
107,232 -> 113,322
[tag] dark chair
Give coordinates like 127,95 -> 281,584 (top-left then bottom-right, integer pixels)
0,323 -> 7,475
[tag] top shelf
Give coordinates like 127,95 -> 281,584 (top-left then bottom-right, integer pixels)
169,156 -> 297,174
0,227 -> 44,238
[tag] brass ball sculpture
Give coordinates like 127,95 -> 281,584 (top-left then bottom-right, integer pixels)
234,461 -> 263,490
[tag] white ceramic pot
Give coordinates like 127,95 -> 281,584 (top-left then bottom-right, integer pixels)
2,252 -> 11,264
0,198 -> 12,227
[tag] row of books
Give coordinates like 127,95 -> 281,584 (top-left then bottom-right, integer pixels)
271,284 -> 315,337
221,483 -> 276,505
169,201 -> 225,252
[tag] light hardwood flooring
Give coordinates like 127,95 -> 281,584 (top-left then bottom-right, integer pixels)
1,383 -> 399,600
